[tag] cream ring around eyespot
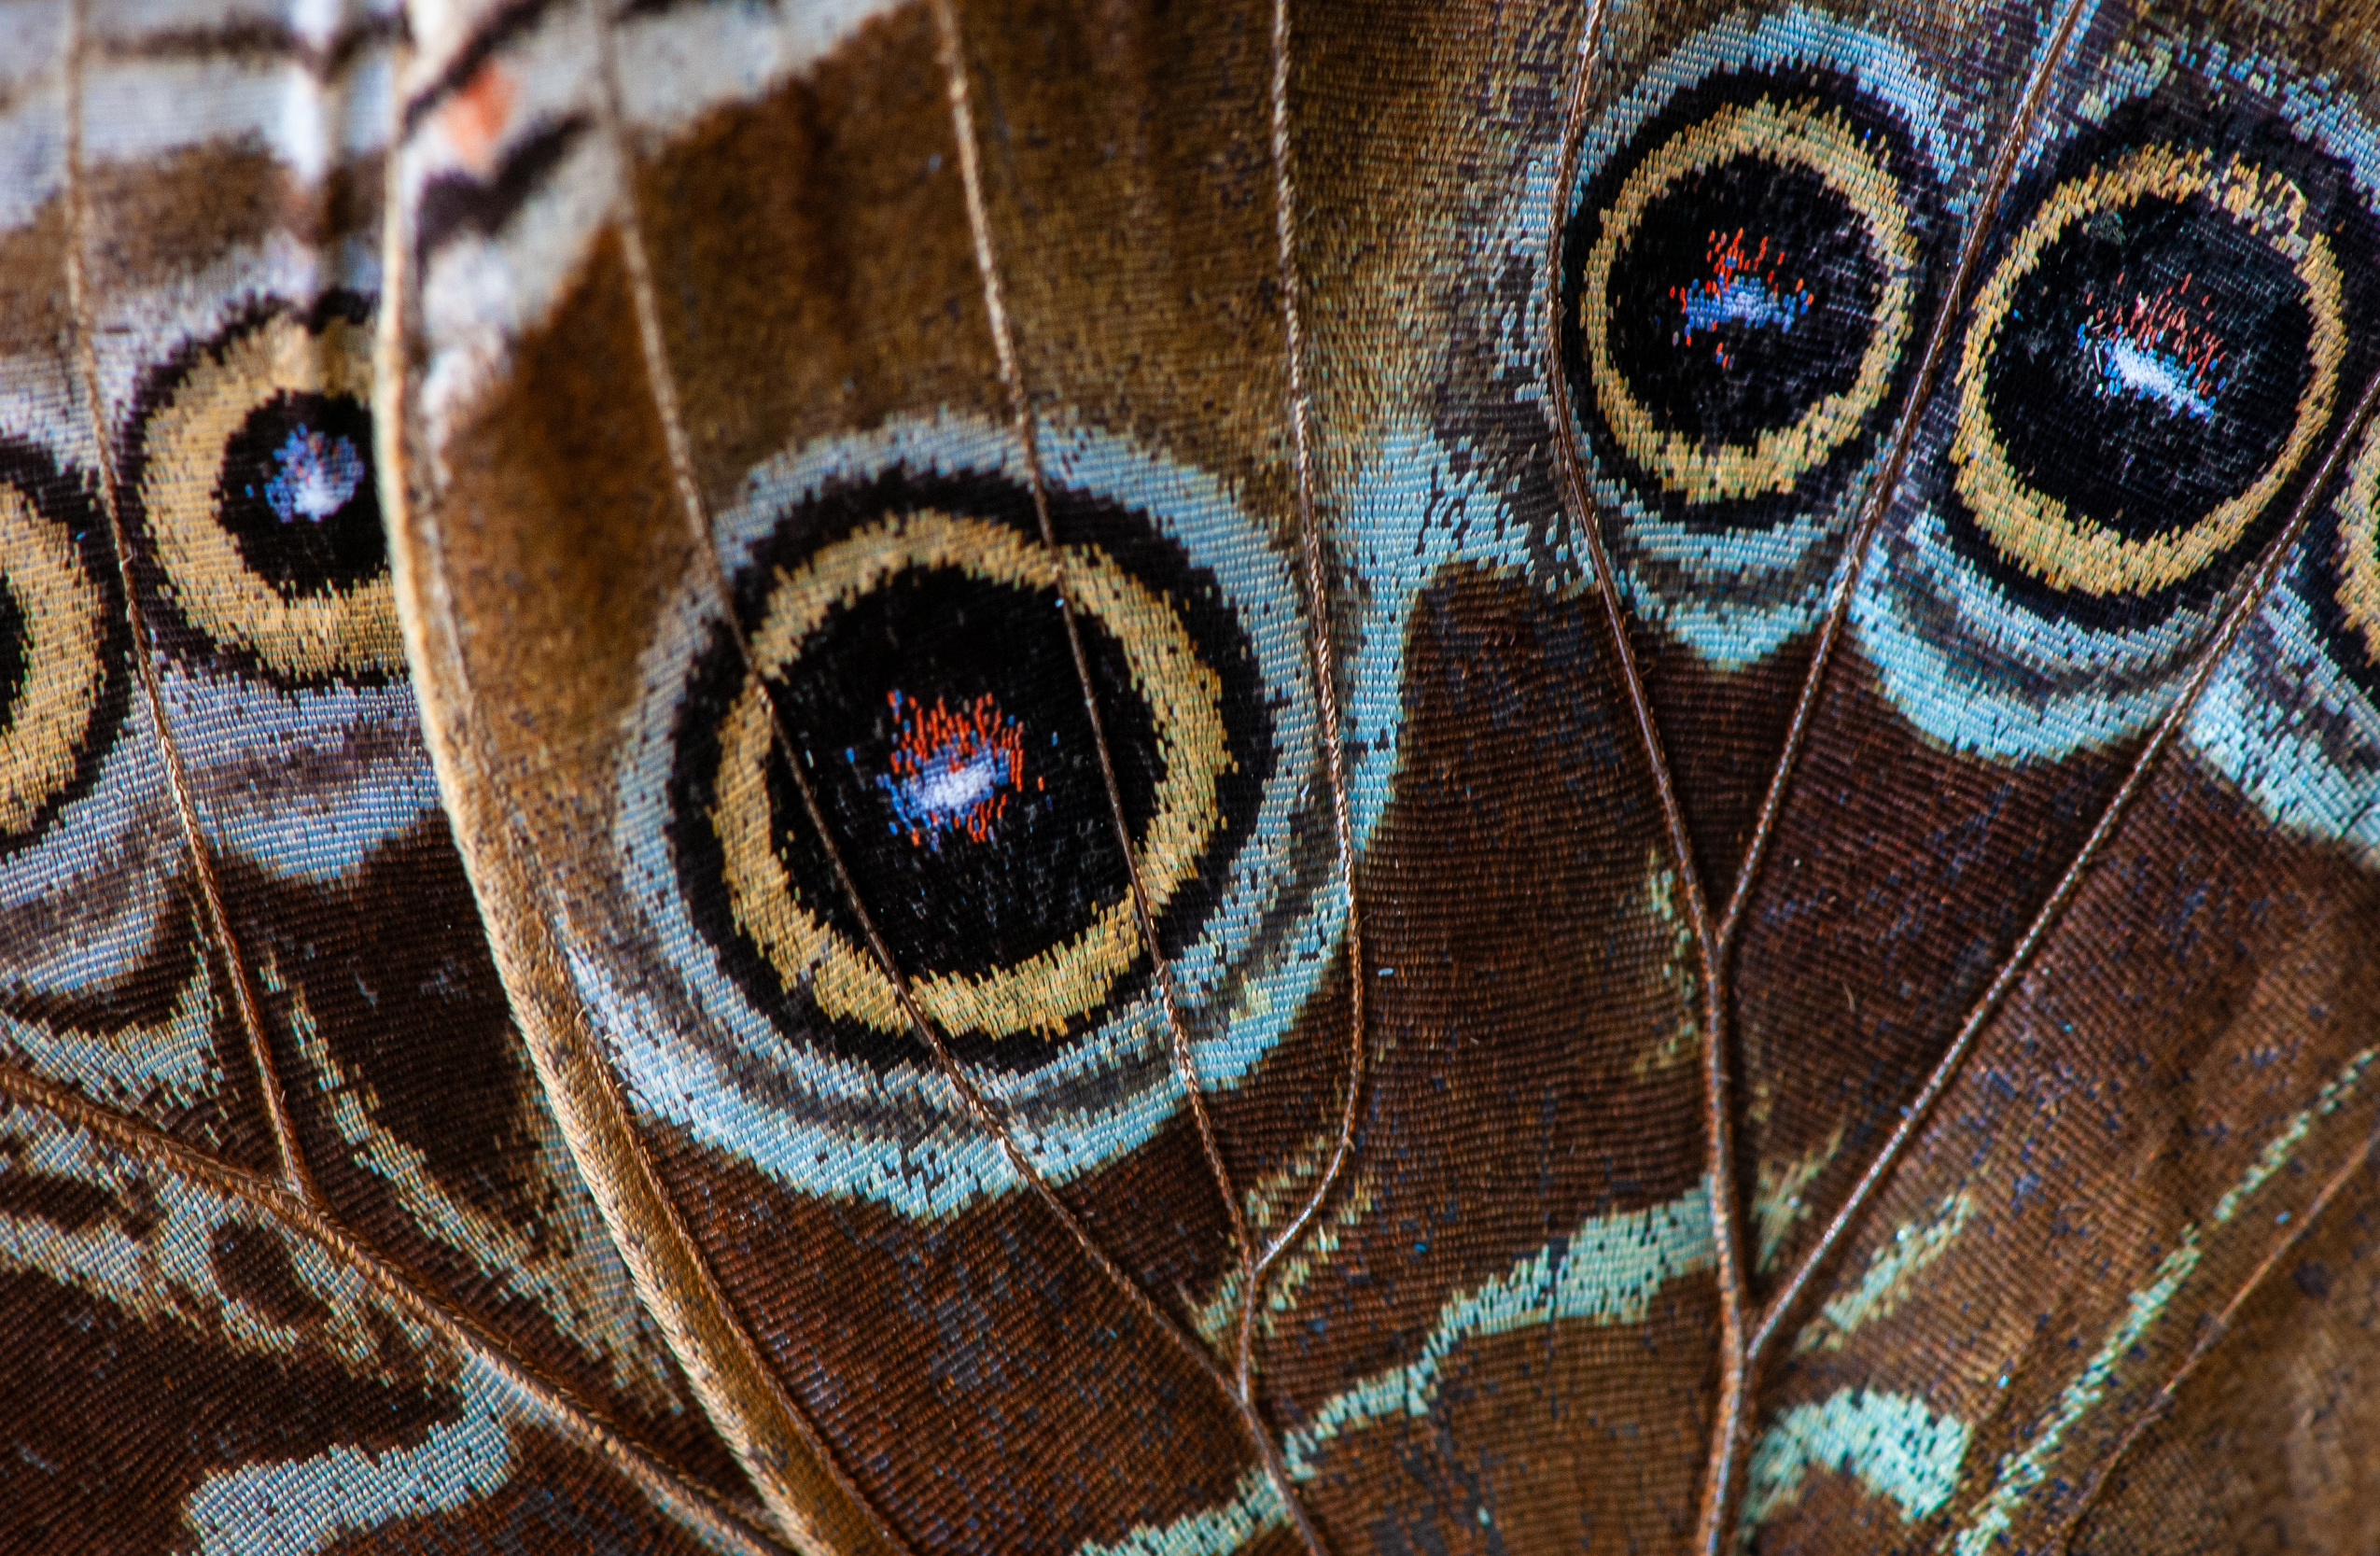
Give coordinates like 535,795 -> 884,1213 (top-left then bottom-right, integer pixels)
1951,146 -> 2346,599
1580,94 -> 1921,505
712,510 -> 1230,1043
0,484 -> 106,836
136,315 -> 402,680
2333,421 -> 2380,670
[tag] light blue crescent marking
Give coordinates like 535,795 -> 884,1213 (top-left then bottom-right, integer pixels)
1852,500 -> 2225,763
1953,1046 -> 2376,1556
1743,1387 -> 1972,1531
1075,1184 -> 1717,1556
187,1355 -> 517,1555
1339,419 -> 1548,848
0,683 -> 177,1000
607,413 -> 1347,1217
1559,5 -> 1960,671
161,660 -> 445,885
2185,571 -> 2380,868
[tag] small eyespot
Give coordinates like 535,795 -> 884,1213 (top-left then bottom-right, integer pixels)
1949,142 -> 2347,615
1559,15 -> 1951,666
1854,49 -> 2380,764
601,417 -> 1334,1216
129,302 -> 401,687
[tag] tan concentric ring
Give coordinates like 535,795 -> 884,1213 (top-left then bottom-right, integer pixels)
0,482 -> 108,836
2333,421 -> 2380,670
1579,94 -> 1922,504
136,314 -> 401,680
712,510 -> 1228,1043
1952,145 -> 2346,598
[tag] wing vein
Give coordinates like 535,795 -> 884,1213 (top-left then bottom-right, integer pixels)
1755,359 -> 2380,1367
587,2 -> 1310,1546
2051,1110 -> 2380,1549
61,0 -> 316,1202
923,6 -> 1331,1547
377,22 -> 924,1553
1668,0 -> 2098,1542
1243,0 -> 1375,1403
1533,0 -> 1756,1543
0,1051 -> 785,1556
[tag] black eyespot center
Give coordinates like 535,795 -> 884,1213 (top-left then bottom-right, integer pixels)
1607,160 -> 1885,442
766,566 -> 1159,981
1561,62 -> 1943,534
217,389 -> 386,599
1982,193 -> 2314,541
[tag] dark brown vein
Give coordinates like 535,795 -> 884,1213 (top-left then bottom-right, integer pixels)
1755,355 -> 2380,1384
62,0 -> 315,1205
1714,0 -> 2093,974
1242,0 -> 1375,1421
587,1 -> 1321,1545
2052,1119 -> 2380,1549
390,35 -> 912,1553
923,0 -> 1261,1372
1533,0 -> 1750,1541
923,5 -> 1330,1548
1662,1 -> 2095,1544
0,1053 -> 784,1556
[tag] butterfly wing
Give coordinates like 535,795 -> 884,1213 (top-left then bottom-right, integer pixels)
380,0 -> 1741,1545
0,1 -> 765,1546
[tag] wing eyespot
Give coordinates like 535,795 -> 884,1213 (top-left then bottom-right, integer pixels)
684,501 -> 1251,1066
1558,15 -> 1952,666
129,301 -> 401,688
1950,141 -> 2347,614
1855,50 -> 2380,763
110,297 -> 443,886
606,416 -> 1331,1215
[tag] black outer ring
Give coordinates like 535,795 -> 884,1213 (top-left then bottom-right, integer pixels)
0,439 -> 132,859
1937,88 -> 2380,635
1558,63 -> 1944,535
666,467 -> 1273,1077
118,290 -> 393,692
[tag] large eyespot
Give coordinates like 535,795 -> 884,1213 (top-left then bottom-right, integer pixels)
1854,55 -> 2380,764
0,447 -> 126,850
681,500 -> 1258,1068
1559,14 -> 1949,667
1949,144 -> 2347,615
130,301 -> 401,686
120,299 -> 441,886
599,417 -> 1333,1216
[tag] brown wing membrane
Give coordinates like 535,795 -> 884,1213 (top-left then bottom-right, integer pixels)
384,0 -> 1741,1545
1730,0 -> 2380,1547
1722,0 -> 2380,1336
